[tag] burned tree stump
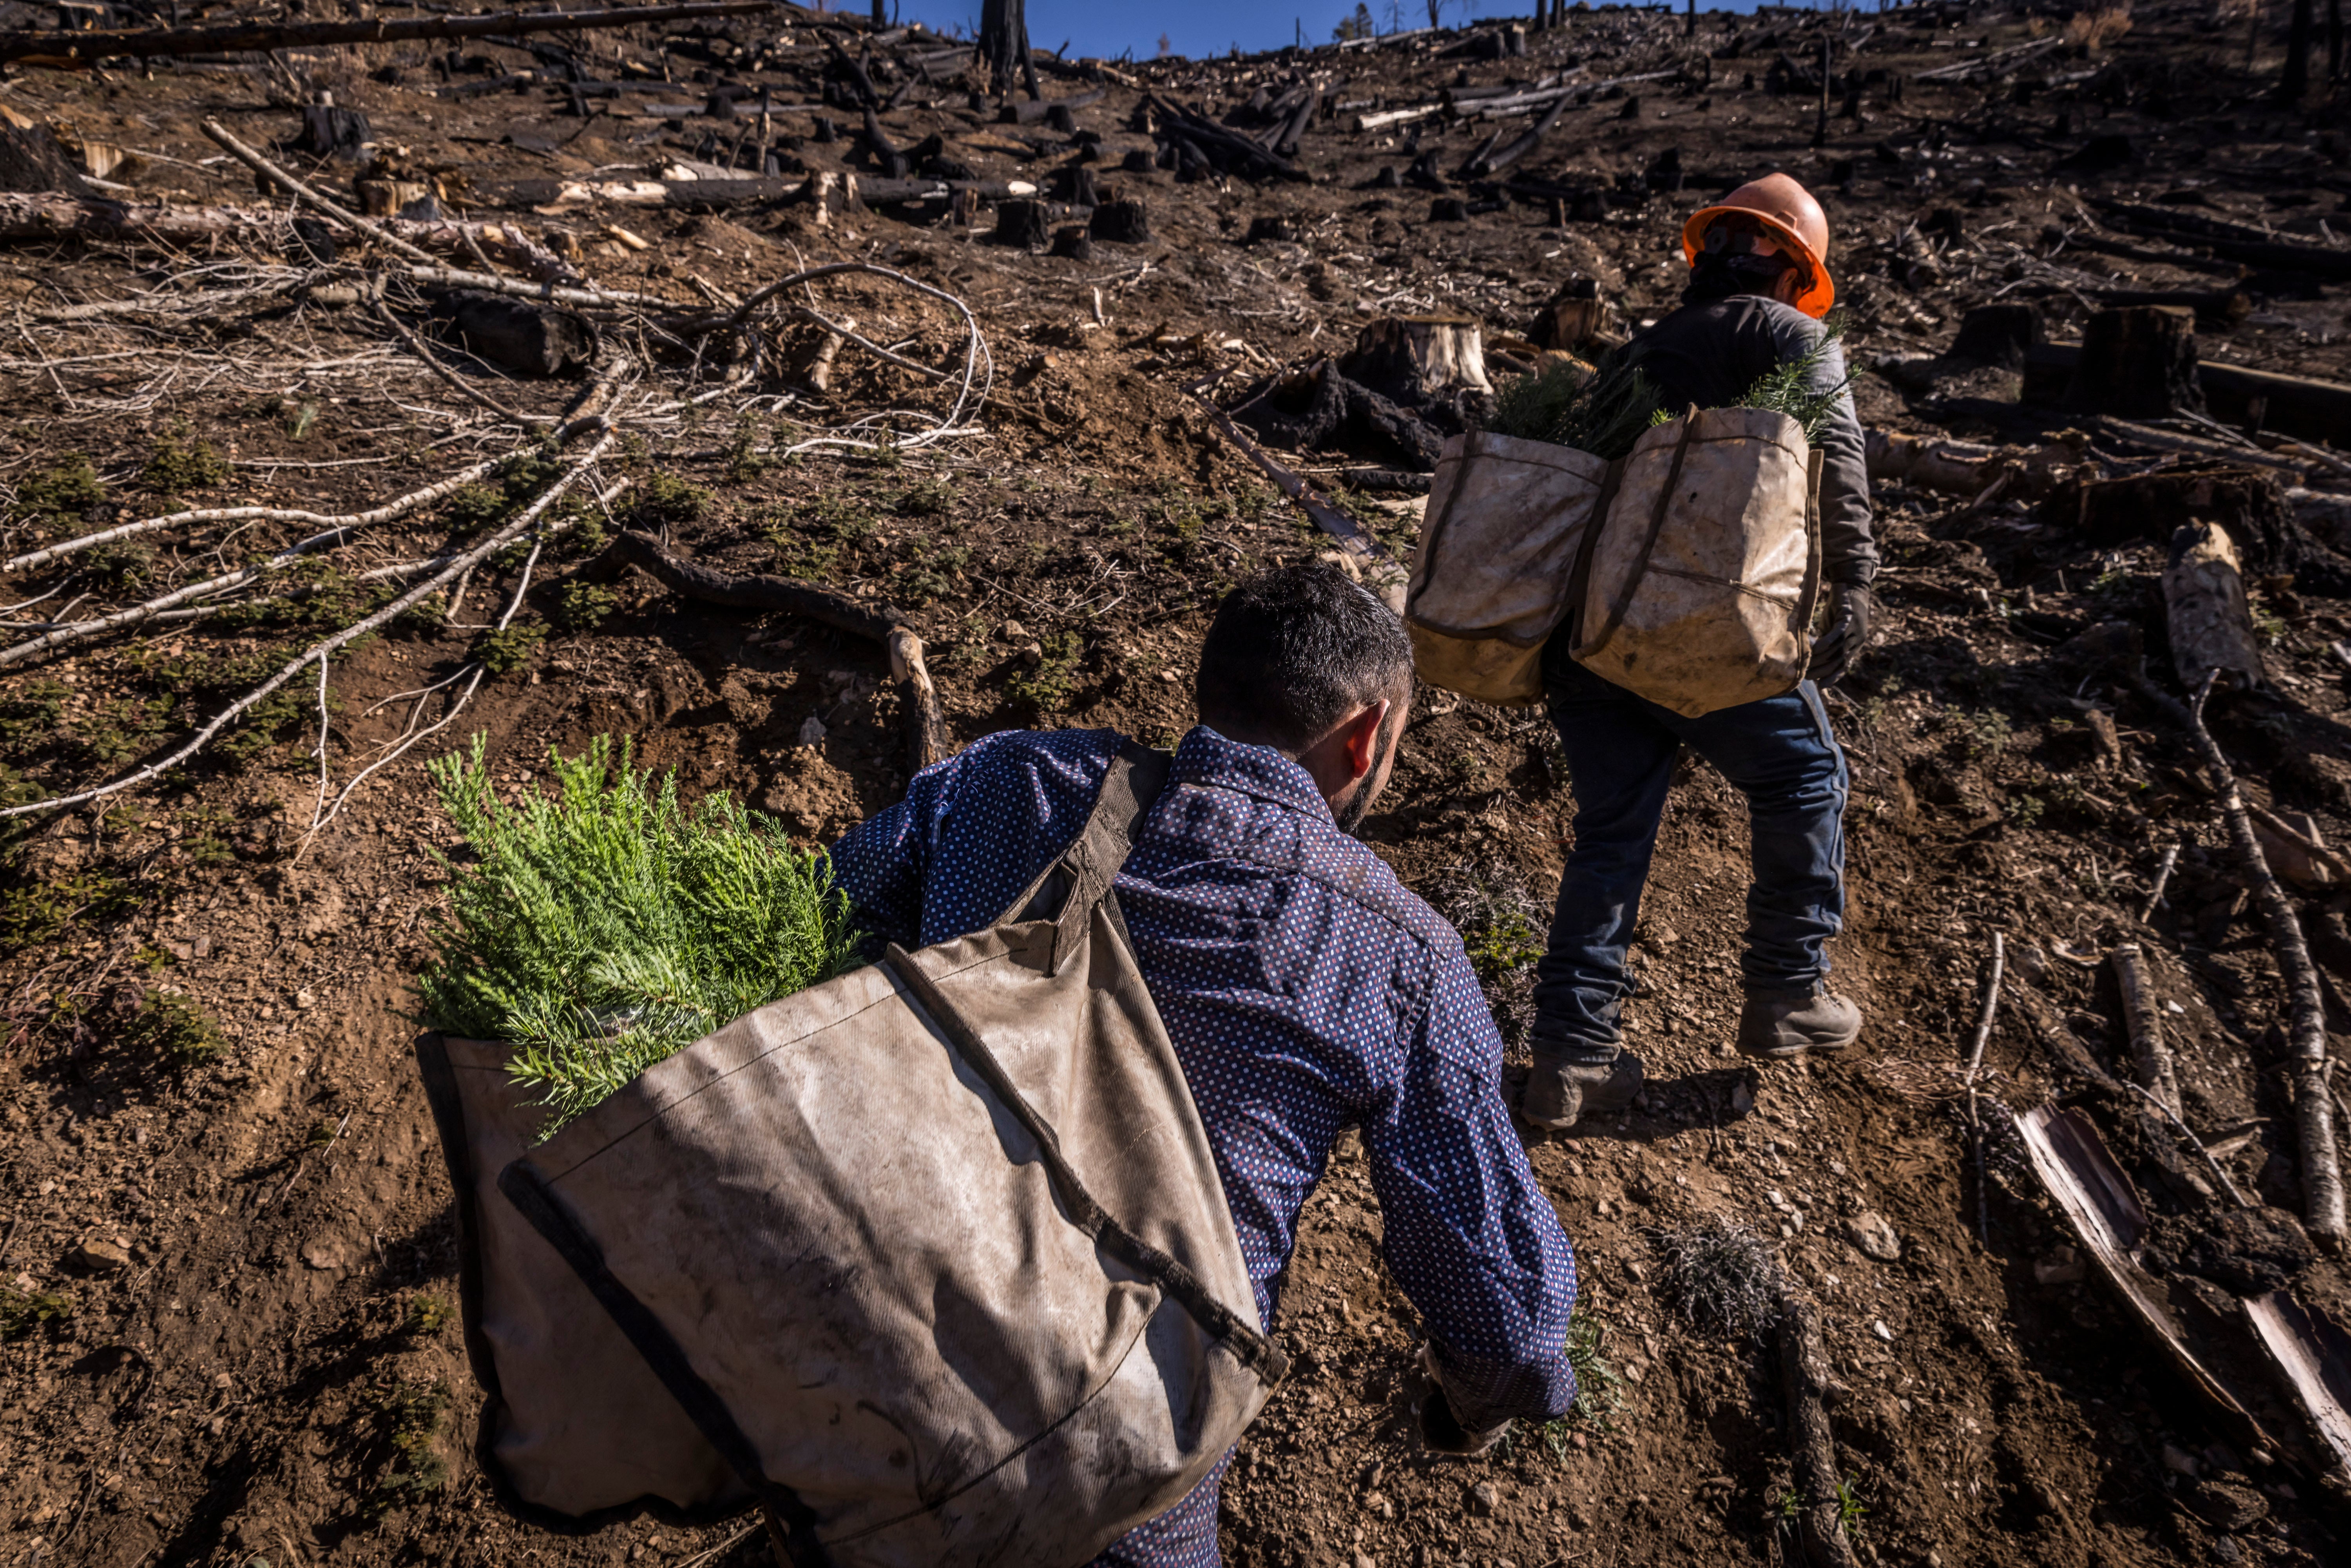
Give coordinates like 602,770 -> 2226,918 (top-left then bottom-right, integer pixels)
2065,305 -> 2205,419
1529,277 -> 1613,353
1244,214 -> 1297,245
1338,315 -> 1493,404
2163,520 -> 2265,693
426,291 -> 599,378
1947,302 -> 2044,369
1049,224 -> 1092,260
1089,197 -> 1151,244
993,197 -> 1052,248
0,123 -> 94,197
294,102 -> 373,161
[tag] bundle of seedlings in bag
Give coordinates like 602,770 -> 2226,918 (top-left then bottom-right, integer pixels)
1696,326 -> 1852,443
417,734 -> 864,1135
1479,354 -> 1661,461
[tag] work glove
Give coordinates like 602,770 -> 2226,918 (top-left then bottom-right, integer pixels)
1415,1343 -> 1510,1456
1806,585 -> 1874,688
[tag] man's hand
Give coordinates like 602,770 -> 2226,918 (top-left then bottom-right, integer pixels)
1807,585 -> 1874,687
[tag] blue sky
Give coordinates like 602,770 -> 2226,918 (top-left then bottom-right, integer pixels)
868,2 -> 1786,64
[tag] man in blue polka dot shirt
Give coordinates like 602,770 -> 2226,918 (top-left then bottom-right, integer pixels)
831,563 -> 1579,1565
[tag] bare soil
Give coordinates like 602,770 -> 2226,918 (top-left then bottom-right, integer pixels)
4,5 -> 2351,1568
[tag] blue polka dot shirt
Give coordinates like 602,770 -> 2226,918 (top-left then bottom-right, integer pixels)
829,724 -> 1579,1565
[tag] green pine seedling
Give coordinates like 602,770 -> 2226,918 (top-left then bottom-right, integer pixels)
417,734 -> 864,1137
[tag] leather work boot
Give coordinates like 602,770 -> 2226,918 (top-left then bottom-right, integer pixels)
1519,1046 -> 1645,1131
1737,986 -> 1863,1060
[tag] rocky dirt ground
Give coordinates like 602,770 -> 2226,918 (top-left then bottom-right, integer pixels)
3,2 -> 2351,1566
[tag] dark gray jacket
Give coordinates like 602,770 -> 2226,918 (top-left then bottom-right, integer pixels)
1620,295 -> 1877,589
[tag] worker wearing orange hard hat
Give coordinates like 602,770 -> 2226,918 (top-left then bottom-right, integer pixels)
1520,171 -> 1876,1132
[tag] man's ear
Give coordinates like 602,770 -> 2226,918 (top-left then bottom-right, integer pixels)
1342,699 -> 1390,782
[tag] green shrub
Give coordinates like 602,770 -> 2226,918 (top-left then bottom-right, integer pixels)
476,623 -> 546,675
124,990 -> 228,1062
9,456 -> 103,521
549,582 -> 620,634
417,735 -> 864,1135
0,1282 -> 73,1338
892,477 -> 954,517
625,472 -> 711,531
141,430 -> 230,496
370,1380 -> 452,1505
1005,630 -> 1081,713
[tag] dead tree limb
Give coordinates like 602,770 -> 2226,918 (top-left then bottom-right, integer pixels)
1778,1293 -> 1862,1568
889,626 -> 948,776
1467,92 -> 1569,178
580,529 -> 906,643
2134,670 -> 2346,1240
0,2 -> 774,67
2113,943 -> 2183,1116
1963,931 -> 2008,1244
0,429 -> 615,821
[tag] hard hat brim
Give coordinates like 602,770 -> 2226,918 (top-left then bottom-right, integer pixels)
1681,205 -> 1837,320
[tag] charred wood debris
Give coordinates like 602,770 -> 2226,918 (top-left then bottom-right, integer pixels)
4,0 -> 2351,1557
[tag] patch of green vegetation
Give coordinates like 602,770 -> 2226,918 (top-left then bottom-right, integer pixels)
0,870 -> 136,947
0,1282 -> 73,1338
892,545 -> 970,607
405,1294 -> 453,1337
766,493 -> 877,581
214,689 -> 311,767
123,989 -> 228,1063
624,472 -> 711,532
550,582 -> 620,635
62,694 -> 171,775
80,539 -> 155,591
141,428 -> 230,497
1445,748 -> 1480,784
891,476 -> 955,518
8,455 -> 104,523
1950,707 -> 2013,762
1563,1312 -> 1625,1425
213,558 -> 387,632
440,483 -> 507,537
369,1380 -> 452,1506
476,623 -> 546,675
0,680 -> 67,763
1462,904 -> 1543,986
724,413 -> 768,483
287,399 -> 321,442
417,735 -> 864,1134
1835,1476 -> 1869,1541
182,804 -> 236,868
1005,630 -> 1082,713
2006,793 -> 2046,829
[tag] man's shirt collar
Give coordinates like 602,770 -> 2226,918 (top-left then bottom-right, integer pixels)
1170,725 -> 1333,824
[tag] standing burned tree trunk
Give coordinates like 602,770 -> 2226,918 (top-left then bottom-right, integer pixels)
2282,0 -> 2317,99
978,0 -> 1041,101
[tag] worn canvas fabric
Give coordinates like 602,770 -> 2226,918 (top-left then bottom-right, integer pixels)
461,744 -> 1282,1567
1406,429 -> 1615,706
1571,406 -> 1824,719
415,1033 -> 751,1521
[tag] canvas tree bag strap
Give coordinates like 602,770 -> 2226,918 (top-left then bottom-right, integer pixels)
1577,407 -> 1701,662
1556,454 -> 1627,650
1002,739 -> 1174,974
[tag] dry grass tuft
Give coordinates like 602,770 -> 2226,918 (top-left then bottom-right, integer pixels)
1656,1215 -> 1788,1339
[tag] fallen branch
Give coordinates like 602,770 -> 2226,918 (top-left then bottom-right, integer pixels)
0,427 -> 614,821
888,626 -> 948,777
1963,931 -> 2008,1245
579,529 -> 906,643
2135,670 -> 2346,1240
2140,843 -> 2181,924
2113,943 -> 2181,1115
1778,1293 -> 1862,1568
0,2 -> 773,67
2250,801 -> 2351,887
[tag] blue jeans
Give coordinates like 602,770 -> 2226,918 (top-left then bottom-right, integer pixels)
1532,658 -> 1849,1056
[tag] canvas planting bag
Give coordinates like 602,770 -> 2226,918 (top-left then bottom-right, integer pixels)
1570,405 -> 1824,719
1404,429 -> 1615,706
419,743 -> 1285,1566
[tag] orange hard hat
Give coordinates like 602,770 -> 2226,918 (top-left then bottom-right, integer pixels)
1680,172 -> 1836,319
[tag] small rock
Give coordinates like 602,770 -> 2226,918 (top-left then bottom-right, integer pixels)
1870,1319 -> 1894,1342
1469,1480 -> 1499,1515
797,714 -> 828,747
70,1237 -> 131,1275
301,1236 -> 348,1271
294,987 -> 316,1009
1353,1553 -> 1376,1568
1016,640 -> 1045,666
1645,922 -> 1680,947
2210,1532 -> 2244,1564
1846,1209 -> 1902,1263
998,619 -> 1027,641
2033,1246 -> 2087,1286
1359,1461 -> 1384,1489
1728,1081 -> 1755,1115
2161,1442 -> 2202,1476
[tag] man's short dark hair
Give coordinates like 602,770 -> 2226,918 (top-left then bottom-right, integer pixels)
1195,562 -> 1413,752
